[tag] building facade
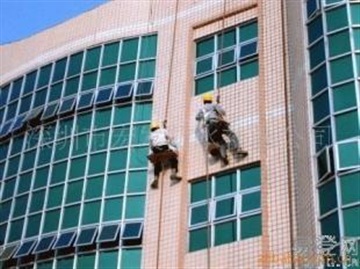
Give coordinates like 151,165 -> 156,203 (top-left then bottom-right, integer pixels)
0,0 -> 359,268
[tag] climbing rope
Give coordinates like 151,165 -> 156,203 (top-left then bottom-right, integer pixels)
155,0 -> 180,268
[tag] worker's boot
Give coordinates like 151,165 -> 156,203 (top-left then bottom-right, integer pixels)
170,169 -> 182,182
236,148 -> 248,157
150,176 -> 159,189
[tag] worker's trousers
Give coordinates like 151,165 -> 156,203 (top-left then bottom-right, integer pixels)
207,120 -> 240,154
151,145 -> 178,177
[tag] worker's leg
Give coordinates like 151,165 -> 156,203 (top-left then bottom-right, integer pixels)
169,157 -> 181,181
222,125 -> 248,156
151,162 -> 161,188
208,122 -> 229,164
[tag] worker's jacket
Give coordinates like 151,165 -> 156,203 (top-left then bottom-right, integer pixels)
195,103 -> 226,123
150,128 -> 170,148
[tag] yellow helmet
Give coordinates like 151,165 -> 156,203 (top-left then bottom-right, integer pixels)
202,92 -> 213,102
150,121 -> 160,130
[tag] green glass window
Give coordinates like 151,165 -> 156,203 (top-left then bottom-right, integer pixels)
30,190 -> 45,213
6,101 -> 17,121
128,170 -> 147,193
134,102 -> 152,122
98,251 -> 118,268
88,152 -> 107,175
19,95 -> 32,114
215,172 -> 236,197
37,145 -> 52,166
85,176 -> 104,199
51,161 -> 67,184
132,124 -> 149,145
66,180 -> 83,204
26,214 -> 41,237
313,91 -> 330,123
140,35 -> 157,58
77,253 -> 96,269
64,76 -> 80,96
216,198 -> 235,219
240,21 -> 258,42
18,172 -> 32,194
240,60 -> 258,80
328,30 -> 350,57
241,214 -> 262,239
62,204 -> 80,229
114,105 -> 132,125
333,82 -> 357,112
92,129 -> 110,151
43,124 -> 57,143
138,60 -> 155,79
9,218 -> 24,242
37,64 -> 52,89
309,39 -> 326,68
330,56 -> 354,84
195,74 -> 214,95
311,64 -> 328,95
10,78 -> 22,101
242,191 -> 261,212
121,38 -> 139,62
67,52 -> 83,77
196,37 -> 214,57
103,197 -> 123,221
111,126 -> 130,148
34,166 -> 49,189
214,220 -> 236,246
318,180 -> 337,215
109,149 -> 127,171
26,130 -> 40,149
33,88 -> 47,107
0,223 -> 6,244
43,209 -> 60,233
82,200 -> 101,224
191,180 -> 210,203
335,110 -> 359,141
2,177 -> 16,200
24,70 -> 37,94
218,29 -> 236,49
13,194 -> 29,218
106,173 -> 125,196
125,195 -> 145,218
52,58 -> 67,83
326,6 -> 348,32
37,261 -> 53,269
354,29 -> 360,51
0,143 -> 9,161
341,172 -> 360,205
72,134 -> 90,156
47,184 -> 64,208
189,227 -> 208,252
69,157 -> 86,179
121,249 -> 141,269
54,139 -> 71,161
82,71 -> 98,91
118,63 -> 136,82
241,166 -> 261,190
338,141 -> 360,168
130,147 -> 148,168
85,47 -> 101,71
75,112 -> 92,134
343,206 -> 360,237
57,117 -> 74,138
100,67 -> 117,86
102,42 -> 120,66
57,257 -> 74,269
6,155 -> 20,177
350,3 -> 360,24
0,201 -> 11,222
94,109 -> 112,129
218,67 -> 236,88
308,15 -> 323,44
191,204 -> 208,225
49,82 -> 63,102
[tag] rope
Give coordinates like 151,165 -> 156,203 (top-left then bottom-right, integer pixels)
216,0 -> 227,104
155,1 -> 180,268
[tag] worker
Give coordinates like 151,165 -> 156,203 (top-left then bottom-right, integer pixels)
195,92 -> 248,165
149,121 -> 181,188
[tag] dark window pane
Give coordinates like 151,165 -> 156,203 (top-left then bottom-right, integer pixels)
66,180 -> 83,204
189,227 -> 208,252
195,74 -> 214,95
330,56 -> 354,84
215,171 -> 236,196
67,52 -> 83,77
130,147 -> 148,168
53,231 -> 76,249
191,180 -> 210,203
62,204 -> 80,229
307,0 -> 318,18
241,166 -> 261,189
218,29 -> 236,50
240,21 -> 258,42
136,81 -> 153,97
51,161 -> 67,184
138,60 -> 155,79
113,105 -> 132,125
121,38 -> 139,62
69,156 -> 86,179
132,124 -> 149,145
30,190 -> 45,213
37,64 -> 52,89
47,184 -> 64,208
319,180 -> 337,215
121,248 -> 141,269
57,257 -> 74,269
321,212 -> 340,240
240,59 -> 258,80
128,170 -> 147,193
76,228 -> 97,245
26,214 -> 41,237
49,82 -> 63,102
34,165 -> 50,188
134,102 -> 152,122
216,197 -> 235,219
72,134 -> 89,156
239,41 -> 257,61
115,83 -> 133,100
0,84 -> 10,107
91,129 -> 110,151
191,204 -> 208,225
78,92 -> 94,109
338,141 -> 360,168
96,88 -> 113,104
24,70 -> 37,94
140,35 -> 157,58
42,102 -> 59,120
333,82 -> 357,112
218,67 -> 236,88
2,178 -> 15,200
118,63 -> 136,82
85,176 -> 104,199
311,64 -> 328,95
241,214 -> 262,239
77,253 -> 96,268
75,112 -> 92,134
196,37 -> 214,58
82,71 -> 98,91
82,201 -> 101,225
100,67 -> 117,86
313,91 -> 330,123
14,240 -> 36,258
85,47 -> 101,71
102,42 -> 120,66
54,138 -> 70,161
214,220 -> 236,246
328,30 -> 350,57
309,39 -> 325,69
21,149 -> 36,171
103,197 -> 123,221
351,3 -> 360,24
196,57 -> 213,75
0,200 -> 11,222
308,15 -> 323,44
343,206 -> 360,237
122,223 -> 143,239
98,250 -> 118,268
64,76 -> 80,96
112,126 -> 130,148
6,102 -> 17,121
88,152 -> 107,175
33,235 -> 55,254
341,172 -> 360,205
43,209 -> 60,233
17,172 -> 32,194
125,195 -> 145,219
109,149 -> 127,171
326,5 -> 348,32
335,110 -> 359,141
52,58 -> 67,83
10,78 -> 23,101
94,108 -> 111,129
106,173 -> 125,196
59,97 -> 76,115
33,88 -> 47,108
314,121 -> 332,152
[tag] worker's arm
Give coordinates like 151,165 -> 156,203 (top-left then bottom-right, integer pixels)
215,104 -> 226,116
195,109 -> 204,121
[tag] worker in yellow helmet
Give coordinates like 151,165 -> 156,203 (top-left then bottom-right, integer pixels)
196,92 -> 248,165
149,121 -> 181,188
